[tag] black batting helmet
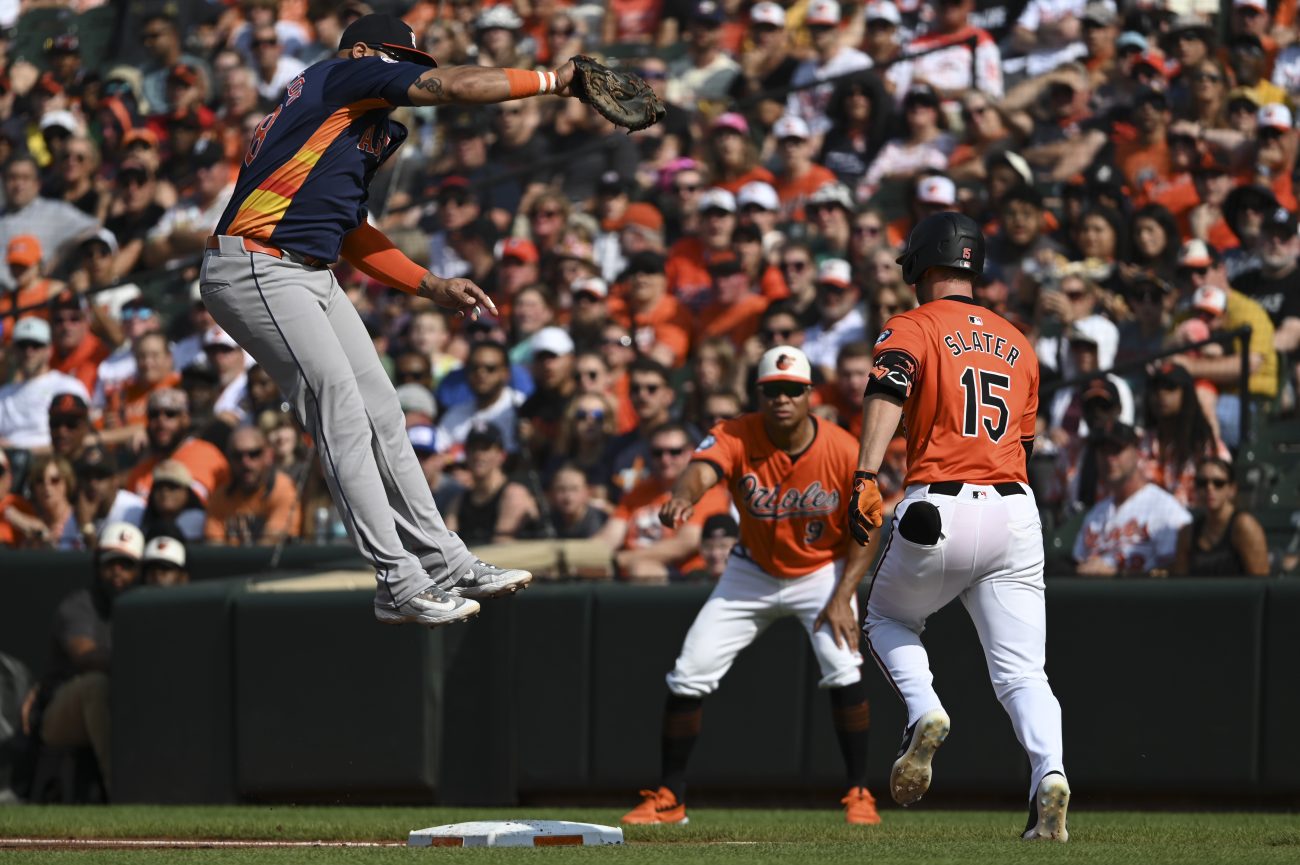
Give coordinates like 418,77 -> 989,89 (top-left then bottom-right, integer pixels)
896,212 -> 985,285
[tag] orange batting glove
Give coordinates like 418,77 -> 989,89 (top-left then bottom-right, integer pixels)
849,471 -> 883,546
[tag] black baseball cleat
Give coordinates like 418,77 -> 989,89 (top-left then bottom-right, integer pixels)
890,708 -> 950,806
1022,771 -> 1070,842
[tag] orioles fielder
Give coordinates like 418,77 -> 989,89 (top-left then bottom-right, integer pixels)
622,346 -> 881,827
200,14 -> 576,626
848,212 -> 1071,841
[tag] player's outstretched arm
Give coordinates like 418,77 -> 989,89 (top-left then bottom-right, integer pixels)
408,61 -> 576,106
659,461 -> 721,529
340,222 -> 496,319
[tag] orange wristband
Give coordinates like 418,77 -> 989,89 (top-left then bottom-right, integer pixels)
503,67 -> 558,99
339,222 -> 427,294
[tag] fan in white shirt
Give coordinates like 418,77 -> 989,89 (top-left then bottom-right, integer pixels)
787,0 -> 873,137
1074,422 -> 1192,577
0,318 -> 90,449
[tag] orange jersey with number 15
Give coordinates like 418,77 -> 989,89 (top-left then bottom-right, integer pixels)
691,413 -> 861,578
872,297 -> 1038,487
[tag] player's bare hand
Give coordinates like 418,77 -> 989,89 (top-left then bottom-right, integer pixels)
849,472 -> 883,546
814,596 -> 860,650
659,496 -> 694,529
418,274 -> 498,320
553,59 -> 576,96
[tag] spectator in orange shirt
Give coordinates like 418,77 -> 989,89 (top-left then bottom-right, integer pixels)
608,358 -> 686,497
666,187 -> 738,311
621,251 -> 693,367
704,112 -> 776,195
1115,87 -> 1174,191
772,114 -> 838,220
100,333 -> 181,443
123,388 -> 230,503
597,422 -> 732,582
0,235 -> 61,342
696,252 -> 769,345
0,448 -> 29,547
49,293 -> 112,395
204,425 -> 301,546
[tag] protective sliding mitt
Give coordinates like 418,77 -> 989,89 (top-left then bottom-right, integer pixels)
568,55 -> 667,132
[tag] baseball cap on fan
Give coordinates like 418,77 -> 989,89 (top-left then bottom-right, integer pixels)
338,13 -> 438,67
865,1 -> 902,25
916,175 -> 957,206
756,346 -> 813,385
144,536 -> 187,568
98,522 -> 145,562
1258,103 -> 1292,131
806,0 -> 841,26
750,1 -> 786,26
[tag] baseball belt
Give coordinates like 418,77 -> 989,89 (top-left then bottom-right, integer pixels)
926,481 -> 1025,497
206,235 -> 327,269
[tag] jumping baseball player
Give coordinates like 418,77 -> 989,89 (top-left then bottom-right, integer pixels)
200,14 -> 573,626
622,346 -> 881,827
849,212 -> 1071,841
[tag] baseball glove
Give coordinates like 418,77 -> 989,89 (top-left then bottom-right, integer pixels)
568,55 -> 666,133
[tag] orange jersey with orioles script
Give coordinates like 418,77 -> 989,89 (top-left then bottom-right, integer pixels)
872,297 -> 1038,486
691,413 -> 860,578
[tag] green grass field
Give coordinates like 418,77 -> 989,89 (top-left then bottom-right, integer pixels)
1,806 -> 1297,864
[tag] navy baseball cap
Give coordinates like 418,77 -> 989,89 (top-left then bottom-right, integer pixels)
339,13 -> 438,67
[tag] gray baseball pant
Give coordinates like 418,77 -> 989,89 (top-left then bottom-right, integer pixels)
199,236 -> 473,605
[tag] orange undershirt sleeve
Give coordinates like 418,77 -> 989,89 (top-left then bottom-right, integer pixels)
339,221 -> 427,294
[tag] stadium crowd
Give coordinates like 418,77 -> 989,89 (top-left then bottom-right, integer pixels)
0,0 -> 1298,582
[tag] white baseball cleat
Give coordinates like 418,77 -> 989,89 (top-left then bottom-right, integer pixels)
375,587 -> 480,627
1022,772 -> 1071,842
890,708 -> 951,806
447,559 -> 533,600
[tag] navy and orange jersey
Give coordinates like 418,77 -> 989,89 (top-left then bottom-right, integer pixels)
692,413 -> 860,578
872,296 -> 1038,487
215,56 -> 426,262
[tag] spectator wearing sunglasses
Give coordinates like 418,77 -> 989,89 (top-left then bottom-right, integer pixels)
72,444 -> 145,547
49,293 -> 112,396
250,25 -> 307,103
205,425 -> 302,546
122,388 -> 229,504
1172,456 -> 1269,576
139,12 -> 211,115
609,358 -> 696,499
47,392 -> 94,466
0,317 -> 90,450
103,159 -> 165,278
545,393 -> 619,496
597,422 -> 731,582
438,341 -> 525,456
